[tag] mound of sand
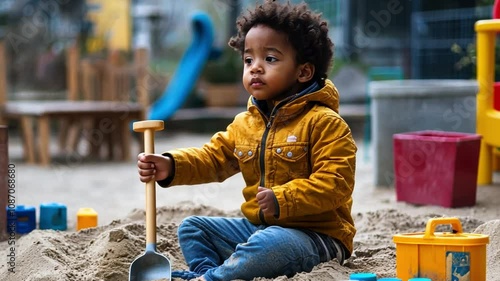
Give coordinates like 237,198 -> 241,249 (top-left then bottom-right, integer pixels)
1,204 -> 499,281
475,220 -> 500,279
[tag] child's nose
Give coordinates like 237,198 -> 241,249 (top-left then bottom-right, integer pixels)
250,60 -> 264,73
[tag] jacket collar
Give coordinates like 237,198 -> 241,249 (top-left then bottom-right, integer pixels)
248,79 -> 339,119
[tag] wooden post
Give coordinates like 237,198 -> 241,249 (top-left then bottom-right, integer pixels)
0,126 -> 8,240
0,41 -> 7,125
59,44 -> 79,154
38,116 -> 51,166
134,48 -> 149,112
66,44 -> 79,101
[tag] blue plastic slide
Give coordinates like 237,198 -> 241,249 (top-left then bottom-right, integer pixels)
148,12 -> 215,121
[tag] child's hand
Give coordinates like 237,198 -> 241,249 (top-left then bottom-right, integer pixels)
256,186 -> 277,217
137,153 -> 173,183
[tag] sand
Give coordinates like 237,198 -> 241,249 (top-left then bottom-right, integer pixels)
1,204 -> 498,281
1,132 -> 500,281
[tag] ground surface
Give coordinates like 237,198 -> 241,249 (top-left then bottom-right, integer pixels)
1,130 -> 499,280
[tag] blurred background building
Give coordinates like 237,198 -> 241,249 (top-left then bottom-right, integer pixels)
0,0 -> 495,103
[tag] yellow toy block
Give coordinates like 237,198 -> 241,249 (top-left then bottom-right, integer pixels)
77,207 -> 98,231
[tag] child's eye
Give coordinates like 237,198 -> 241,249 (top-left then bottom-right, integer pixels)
266,56 -> 278,62
244,57 -> 253,64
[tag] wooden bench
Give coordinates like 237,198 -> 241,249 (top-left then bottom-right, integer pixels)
0,42 -> 149,165
3,100 -> 144,165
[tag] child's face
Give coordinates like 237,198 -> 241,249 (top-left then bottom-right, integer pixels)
242,25 -> 307,102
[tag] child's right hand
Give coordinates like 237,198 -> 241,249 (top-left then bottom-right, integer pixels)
137,153 -> 173,183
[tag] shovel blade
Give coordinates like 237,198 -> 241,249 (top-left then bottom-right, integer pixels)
129,251 -> 171,281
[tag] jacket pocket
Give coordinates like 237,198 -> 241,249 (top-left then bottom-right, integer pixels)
233,145 -> 259,182
271,142 -> 310,181
233,145 -> 257,163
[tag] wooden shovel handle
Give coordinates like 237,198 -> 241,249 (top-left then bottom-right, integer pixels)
133,120 -> 164,245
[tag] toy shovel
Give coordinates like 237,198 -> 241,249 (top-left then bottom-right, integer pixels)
129,120 -> 171,281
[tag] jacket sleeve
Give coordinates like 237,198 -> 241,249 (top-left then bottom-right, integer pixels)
272,113 -> 357,218
159,123 -> 240,187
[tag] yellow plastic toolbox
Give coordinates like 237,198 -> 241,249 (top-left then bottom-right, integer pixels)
393,217 -> 489,281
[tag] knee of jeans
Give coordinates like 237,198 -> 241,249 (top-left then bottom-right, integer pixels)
178,215 -> 201,236
250,226 -> 288,247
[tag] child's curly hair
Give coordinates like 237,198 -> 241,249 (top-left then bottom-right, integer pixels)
228,0 -> 334,82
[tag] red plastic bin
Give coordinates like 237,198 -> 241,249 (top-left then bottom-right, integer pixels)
493,82 -> 500,110
393,130 -> 481,208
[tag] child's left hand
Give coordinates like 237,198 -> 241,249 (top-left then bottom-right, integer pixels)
256,186 -> 277,217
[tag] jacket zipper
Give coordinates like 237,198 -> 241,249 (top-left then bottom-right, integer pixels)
257,96 -> 295,186
258,111 -> 275,224
256,97 -> 293,223
257,95 -> 296,187
259,109 -> 277,186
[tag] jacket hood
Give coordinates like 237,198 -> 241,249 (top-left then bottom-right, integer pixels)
302,79 -> 339,113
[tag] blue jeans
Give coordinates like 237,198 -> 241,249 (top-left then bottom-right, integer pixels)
177,216 -> 323,281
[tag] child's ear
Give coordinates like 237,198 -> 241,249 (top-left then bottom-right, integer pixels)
297,62 -> 315,83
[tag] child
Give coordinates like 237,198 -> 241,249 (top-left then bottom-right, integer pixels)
137,1 -> 357,280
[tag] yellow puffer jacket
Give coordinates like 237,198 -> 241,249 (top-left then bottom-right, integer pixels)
164,79 -> 357,253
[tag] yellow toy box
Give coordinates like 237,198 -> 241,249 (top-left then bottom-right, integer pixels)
393,217 -> 489,281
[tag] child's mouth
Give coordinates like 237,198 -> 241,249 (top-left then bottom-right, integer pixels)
250,78 -> 264,87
